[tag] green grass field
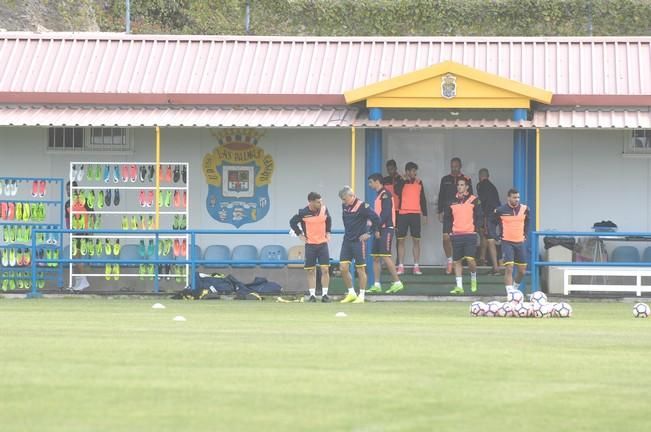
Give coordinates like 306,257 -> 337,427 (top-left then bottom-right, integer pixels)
1,299 -> 649,432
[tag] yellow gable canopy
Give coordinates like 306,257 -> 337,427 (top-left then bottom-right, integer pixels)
344,61 -> 552,109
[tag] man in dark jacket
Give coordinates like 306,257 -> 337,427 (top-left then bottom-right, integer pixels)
476,168 -> 501,274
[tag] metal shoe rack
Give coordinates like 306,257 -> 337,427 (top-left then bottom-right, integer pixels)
0,177 -> 64,294
68,162 -> 189,289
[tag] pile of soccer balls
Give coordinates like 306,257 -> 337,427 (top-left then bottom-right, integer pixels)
632,302 -> 650,318
469,291 -> 572,318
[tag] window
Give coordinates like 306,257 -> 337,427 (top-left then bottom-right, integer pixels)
47,127 -> 133,153
47,127 -> 85,151
625,130 -> 651,155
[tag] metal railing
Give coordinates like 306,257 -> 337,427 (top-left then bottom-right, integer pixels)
30,228 -> 346,297
529,230 -> 651,292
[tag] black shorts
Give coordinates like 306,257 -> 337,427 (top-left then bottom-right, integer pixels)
340,239 -> 367,267
452,234 -> 478,261
304,243 -> 329,269
502,240 -> 527,265
371,228 -> 394,256
397,213 -> 421,238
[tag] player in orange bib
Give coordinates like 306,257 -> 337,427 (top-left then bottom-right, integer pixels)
489,188 -> 530,296
367,173 -> 404,294
443,177 -> 483,295
289,192 -> 332,303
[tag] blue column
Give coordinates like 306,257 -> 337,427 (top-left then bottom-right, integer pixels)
513,108 -> 529,291
365,108 -> 383,286
512,109 -> 528,202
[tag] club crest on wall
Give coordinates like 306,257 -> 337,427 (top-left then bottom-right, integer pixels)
441,73 -> 457,99
202,129 -> 274,228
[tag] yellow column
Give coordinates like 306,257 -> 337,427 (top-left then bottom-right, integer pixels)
351,127 -> 356,192
535,128 -> 540,230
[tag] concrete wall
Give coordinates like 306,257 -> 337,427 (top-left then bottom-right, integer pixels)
540,129 -> 651,257
0,126 -> 365,257
2,126 -> 650,266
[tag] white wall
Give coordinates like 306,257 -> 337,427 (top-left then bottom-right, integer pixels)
384,129 -> 513,265
0,126 -> 364,256
5,126 -> 648,262
540,130 -> 651,231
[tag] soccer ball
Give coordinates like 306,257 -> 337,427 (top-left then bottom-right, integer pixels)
513,302 -> 532,318
470,301 -> 487,317
522,302 -> 536,317
553,302 -> 573,318
507,289 -> 524,304
530,291 -> 548,305
486,301 -> 501,317
534,303 -> 554,318
632,303 -> 650,318
497,302 -> 514,317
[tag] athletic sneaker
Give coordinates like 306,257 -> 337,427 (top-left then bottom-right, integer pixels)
471,279 -> 478,293
103,164 -> 111,183
352,297 -> 365,304
308,295 -> 317,303
181,165 -> 187,184
386,281 -> 405,294
148,165 -> 155,182
321,295 -> 331,303
139,165 -> 146,183
367,284 -> 383,294
450,286 -> 464,295
130,164 -> 137,182
165,165 -> 172,182
340,293 -> 357,303
112,264 -> 120,280
31,180 -> 38,197
39,180 -> 46,197
396,264 -> 404,275
413,264 -> 422,275
105,263 -> 112,280
114,189 -> 120,206
173,165 -> 180,183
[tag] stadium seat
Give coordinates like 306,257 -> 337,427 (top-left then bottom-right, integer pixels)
610,246 -> 640,263
287,245 -> 304,269
118,244 -> 141,267
642,246 -> 651,263
189,244 -> 202,261
203,245 -> 231,268
231,245 -> 258,268
259,245 -> 287,268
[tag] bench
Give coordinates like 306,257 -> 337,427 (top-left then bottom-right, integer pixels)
561,266 -> 651,296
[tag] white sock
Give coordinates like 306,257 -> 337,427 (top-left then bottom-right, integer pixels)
471,272 -> 477,281
322,287 -> 328,296
309,288 -> 316,297
347,287 -> 356,295
359,289 -> 365,300
447,257 -> 453,263
506,285 -> 514,293
414,263 -> 419,266
455,276 -> 463,288
514,282 -> 521,291
374,282 -> 381,288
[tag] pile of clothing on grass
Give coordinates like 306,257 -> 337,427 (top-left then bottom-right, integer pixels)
171,272 -> 282,300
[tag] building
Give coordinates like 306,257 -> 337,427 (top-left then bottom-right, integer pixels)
1,33 -> 650,274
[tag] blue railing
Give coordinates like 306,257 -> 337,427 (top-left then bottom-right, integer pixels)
30,228 -> 346,296
529,230 -> 651,292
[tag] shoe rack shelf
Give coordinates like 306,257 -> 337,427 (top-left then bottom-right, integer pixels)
68,162 -> 189,290
0,176 -> 65,294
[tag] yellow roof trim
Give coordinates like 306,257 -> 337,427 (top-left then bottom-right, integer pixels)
344,60 -> 552,105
